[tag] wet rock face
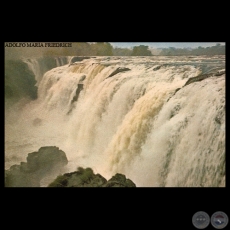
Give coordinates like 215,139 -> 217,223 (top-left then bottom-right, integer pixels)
5,146 -> 68,187
184,70 -> 225,87
184,73 -> 212,86
26,146 -> 68,174
5,147 -> 136,187
104,173 -> 136,187
48,167 -> 107,187
69,57 -> 90,65
106,67 -> 131,79
48,167 -> 136,187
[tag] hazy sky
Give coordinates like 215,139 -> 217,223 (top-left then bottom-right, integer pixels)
110,42 -> 225,49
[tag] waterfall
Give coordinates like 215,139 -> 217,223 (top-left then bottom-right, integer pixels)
5,56 -> 225,187
22,56 -> 70,86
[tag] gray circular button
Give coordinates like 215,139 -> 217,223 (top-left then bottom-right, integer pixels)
192,211 -> 210,229
211,211 -> 228,229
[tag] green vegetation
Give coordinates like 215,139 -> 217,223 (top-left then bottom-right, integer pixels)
5,43 -> 225,59
5,146 -> 68,187
48,174 -> 69,187
104,173 -> 136,187
48,167 -> 95,187
43,42 -> 114,56
131,45 -> 152,56
77,167 -> 94,183
48,167 -> 136,187
46,43 -> 225,56
5,60 -> 37,101
112,47 -> 132,56
54,43 -> 225,56
159,44 -> 225,56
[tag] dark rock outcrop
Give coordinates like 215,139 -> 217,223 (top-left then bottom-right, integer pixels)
167,70 -> 225,103
184,70 -> 224,87
103,173 -> 136,187
48,167 -> 107,187
5,146 -> 68,187
153,65 -> 161,71
184,73 -> 213,86
214,70 -> 225,76
5,60 -> 38,102
5,147 -> 135,187
68,57 -> 90,66
106,67 -> 130,79
48,167 -> 136,187
67,83 -> 84,115
71,83 -> 84,104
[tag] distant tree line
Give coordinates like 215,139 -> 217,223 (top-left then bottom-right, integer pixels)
36,42 -> 226,57
77,43 -> 152,56
5,43 -> 225,59
43,43 -> 153,56
159,44 -> 225,56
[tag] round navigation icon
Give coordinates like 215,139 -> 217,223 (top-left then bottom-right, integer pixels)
192,211 -> 210,229
211,211 -> 228,229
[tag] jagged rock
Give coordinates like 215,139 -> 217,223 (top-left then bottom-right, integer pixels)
174,88 -> 181,94
5,148 -> 136,187
48,167 -> 107,187
5,167 -> 40,187
168,70 -> 224,103
215,70 -> 225,76
26,146 -> 68,174
5,146 -> 68,187
70,84 -> 84,104
153,65 -> 161,71
184,73 -> 213,86
167,88 -> 181,102
68,57 -> 90,66
48,168 -> 136,187
67,83 -> 84,115
106,67 -> 130,79
103,173 -> 136,187
184,69 -> 225,87
79,75 -> 86,82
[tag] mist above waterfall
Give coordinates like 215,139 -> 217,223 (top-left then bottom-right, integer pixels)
5,56 -> 225,187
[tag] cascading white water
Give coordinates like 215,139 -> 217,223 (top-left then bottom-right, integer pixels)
22,58 -> 44,85
54,57 -> 70,67
22,56 -> 70,86
5,56 -> 225,187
